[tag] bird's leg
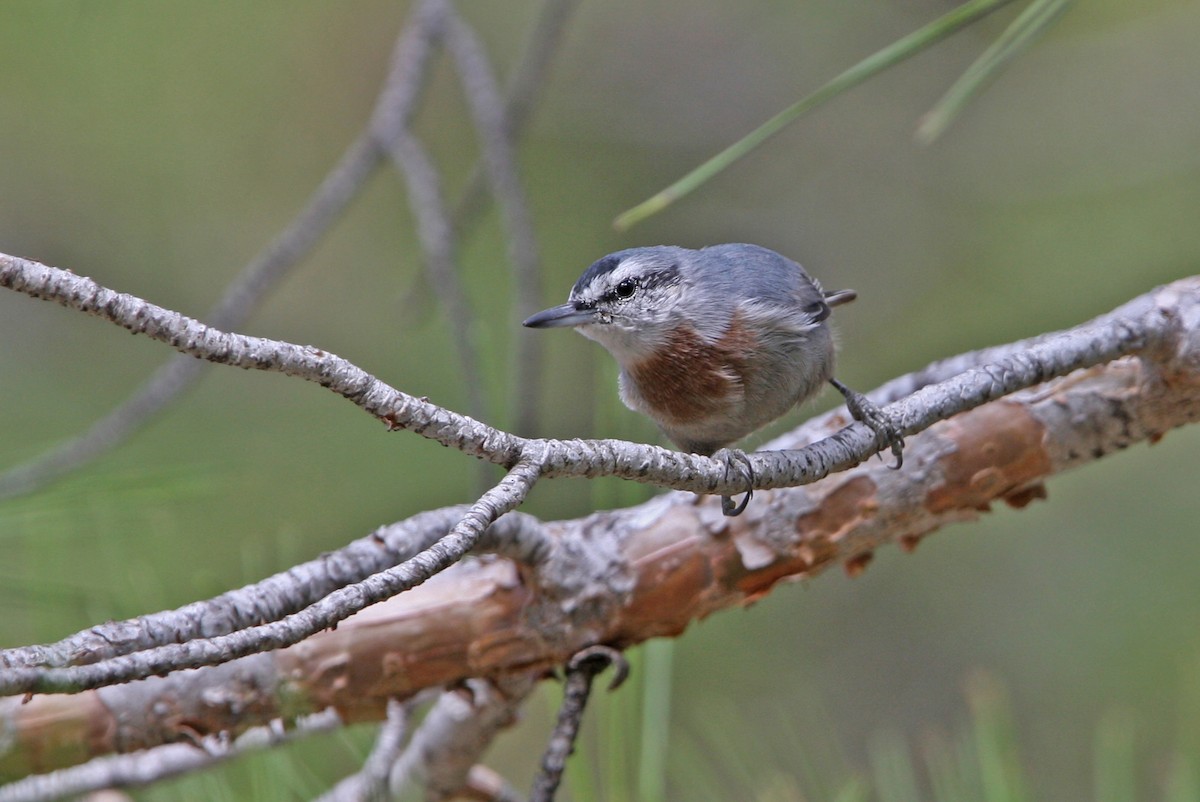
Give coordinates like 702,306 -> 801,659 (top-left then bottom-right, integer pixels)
829,378 -> 905,469
712,448 -> 755,516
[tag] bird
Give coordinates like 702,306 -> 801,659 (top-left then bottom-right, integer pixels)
523,243 -> 903,515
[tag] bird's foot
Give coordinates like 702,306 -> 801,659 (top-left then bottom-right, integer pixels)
713,448 -> 755,516
829,378 -> 905,469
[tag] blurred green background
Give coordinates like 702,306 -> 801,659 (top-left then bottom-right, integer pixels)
2,1 -> 1199,799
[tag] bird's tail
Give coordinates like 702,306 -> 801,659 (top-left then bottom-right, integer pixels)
824,289 -> 857,307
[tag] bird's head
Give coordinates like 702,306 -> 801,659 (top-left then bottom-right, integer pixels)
522,246 -> 691,363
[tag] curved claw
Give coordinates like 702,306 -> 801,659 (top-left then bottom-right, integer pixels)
568,644 -> 630,691
829,378 -> 906,469
721,490 -> 753,516
713,448 -> 756,517
883,432 -> 905,470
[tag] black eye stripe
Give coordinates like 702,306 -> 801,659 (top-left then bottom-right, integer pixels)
590,267 -> 679,304
639,266 -> 679,291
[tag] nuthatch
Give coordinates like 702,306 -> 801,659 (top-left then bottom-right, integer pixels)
523,244 -> 903,515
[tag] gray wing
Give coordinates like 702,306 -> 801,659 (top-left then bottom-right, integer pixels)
698,244 -> 832,334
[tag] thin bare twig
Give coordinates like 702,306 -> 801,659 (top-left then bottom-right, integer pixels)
400,0 -> 579,335
451,0 -> 581,237
376,0 -> 495,453
385,125 -> 492,432
529,646 -> 629,802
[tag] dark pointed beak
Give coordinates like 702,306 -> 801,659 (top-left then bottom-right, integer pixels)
522,302 -> 597,329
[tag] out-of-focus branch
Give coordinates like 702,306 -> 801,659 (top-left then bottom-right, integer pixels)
442,4 -> 545,438
0,710 -> 341,802
0,4 -> 445,502
385,123 -> 491,431
450,0 -> 581,238
2,276 -> 1196,784
388,676 -> 536,801
455,766 -> 524,802
314,700 -> 409,802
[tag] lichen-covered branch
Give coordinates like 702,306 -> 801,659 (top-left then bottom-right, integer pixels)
530,646 -> 629,802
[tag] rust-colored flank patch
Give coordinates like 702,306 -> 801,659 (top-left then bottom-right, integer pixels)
626,314 -> 756,425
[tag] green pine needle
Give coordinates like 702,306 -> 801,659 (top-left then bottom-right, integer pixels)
916,0 -> 1075,143
612,0 -> 1021,231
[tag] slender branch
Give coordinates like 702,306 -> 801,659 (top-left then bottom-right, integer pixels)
753,305 -> 1163,492
372,0 -> 492,446
0,252 -> 524,466
0,710 -> 341,802
450,0 -> 581,238
402,0 -> 579,349
0,458 -> 543,695
1,254 -> 1186,501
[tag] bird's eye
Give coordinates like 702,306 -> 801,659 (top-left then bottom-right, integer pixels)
614,278 -> 637,299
